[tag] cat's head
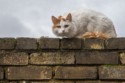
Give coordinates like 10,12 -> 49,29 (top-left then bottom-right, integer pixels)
51,13 -> 73,37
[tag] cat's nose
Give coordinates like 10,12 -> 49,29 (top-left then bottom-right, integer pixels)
62,30 -> 65,33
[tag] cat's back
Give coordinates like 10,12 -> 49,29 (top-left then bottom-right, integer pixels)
70,9 -> 106,21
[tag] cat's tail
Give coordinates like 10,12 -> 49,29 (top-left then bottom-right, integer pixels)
81,32 -> 110,39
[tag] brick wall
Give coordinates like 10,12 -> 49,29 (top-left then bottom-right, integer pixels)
0,37 -> 125,83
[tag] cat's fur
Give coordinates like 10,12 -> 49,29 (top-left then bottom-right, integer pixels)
51,9 -> 117,38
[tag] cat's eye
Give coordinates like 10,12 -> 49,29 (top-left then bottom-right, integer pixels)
64,25 -> 69,28
56,25 -> 61,28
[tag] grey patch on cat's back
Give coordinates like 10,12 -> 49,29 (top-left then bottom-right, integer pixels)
91,16 -> 96,19
90,16 -> 98,21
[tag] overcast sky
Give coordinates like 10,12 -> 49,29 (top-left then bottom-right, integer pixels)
0,0 -> 125,38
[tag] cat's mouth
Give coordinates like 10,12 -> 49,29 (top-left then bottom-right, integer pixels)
59,33 -> 65,36
57,32 -> 67,36
60,31 -> 68,35
62,32 -> 66,34
58,31 -> 65,34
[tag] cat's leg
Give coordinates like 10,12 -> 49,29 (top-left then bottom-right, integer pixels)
95,32 -> 110,39
87,21 -> 110,39
93,17 -> 114,39
81,32 -> 96,38
81,32 -> 110,39
81,23 -> 97,38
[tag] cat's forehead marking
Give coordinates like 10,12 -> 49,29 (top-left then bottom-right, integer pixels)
60,19 -> 66,26
53,16 -> 67,29
58,16 -> 66,21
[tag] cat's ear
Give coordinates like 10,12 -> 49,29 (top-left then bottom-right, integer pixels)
51,16 -> 58,24
66,13 -> 72,22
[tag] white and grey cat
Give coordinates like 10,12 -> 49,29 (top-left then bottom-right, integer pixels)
51,9 -> 117,38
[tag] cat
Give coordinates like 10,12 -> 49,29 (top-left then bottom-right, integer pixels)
51,9 -> 117,39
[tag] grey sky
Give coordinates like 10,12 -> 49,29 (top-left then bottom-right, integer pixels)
0,0 -> 125,38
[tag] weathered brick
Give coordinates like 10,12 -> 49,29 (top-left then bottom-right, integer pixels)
76,81 -> 120,83
0,52 -> 28,65
0,67 -> 3,79
5,66 -> 52,80
50,81 -> 74,83
120,53 -> 125,64
76,52 -> 119,64
18,81 -> 29,83
100,82 -> 121,83
61,38 -> 81,49
30,82 -> 48,83
0,38 -> 16,50
76,81 -> 98,83
16,38 -> 37,50
54,66 -> 97,79
39,38 -> 59,49
0,81 -> 17,83
84,38 -> 104,49
30,52 -> 75,65
99,66 -> 125,80
31,81 -> 74,83
106,38 -> 125,49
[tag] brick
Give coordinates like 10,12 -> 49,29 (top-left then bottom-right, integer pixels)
0,52 -> 28,65
84,38 -> 104,49
39,38 -> 59,49
30,52 -> 75,65
61,38 -> 81,49
106,38 -> 125,49
30,82 -> 49,83
76,52 -> 119,64
31,81 -> 74,83
0,81 -> 17,83
76,81 -> 120,83
18,81 -> 29,83
76,81 -> 98,83
0,38 -> 16,50
120,53 -> 125,64
99,81 -> 123,83
99,66 -> 125,80
5,66 -> 52,80
0,67 -> 3,79
54,66 -> 97,79
16,38 -> 37,50
50,81 -> 74,83
30,82 -> 48,83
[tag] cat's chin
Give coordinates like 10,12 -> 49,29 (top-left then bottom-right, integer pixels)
56,32 -> 67,36
57,34 -> 67,37
55,33 -> 67,38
